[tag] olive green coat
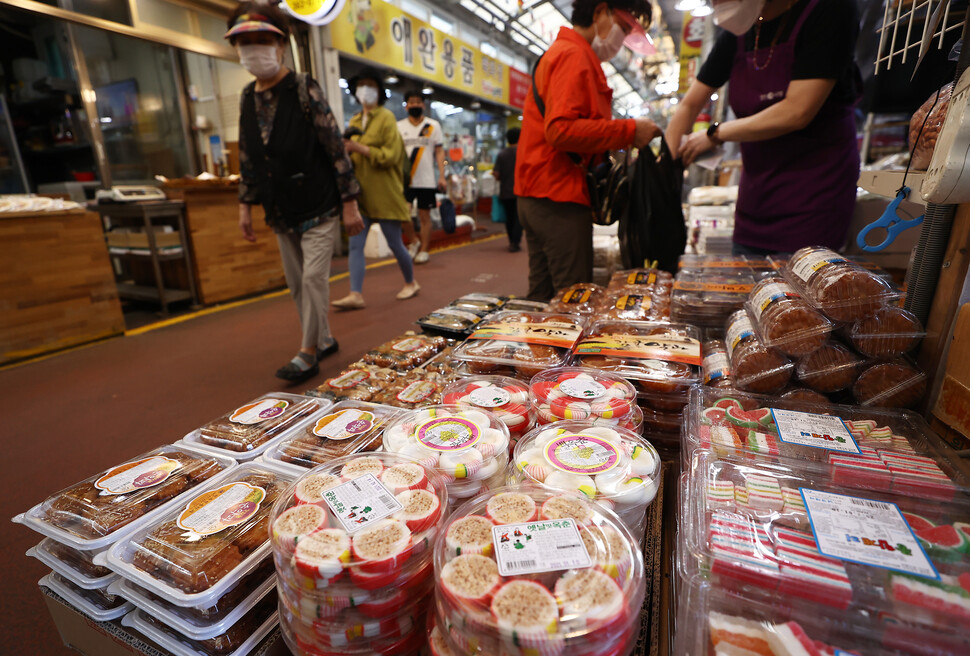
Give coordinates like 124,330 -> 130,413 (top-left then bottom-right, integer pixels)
348,106 -> 410,222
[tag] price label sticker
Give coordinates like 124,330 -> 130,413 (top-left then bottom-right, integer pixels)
771,409 -> 861,454
323,474 -> 403,534
491,519 -> 591,576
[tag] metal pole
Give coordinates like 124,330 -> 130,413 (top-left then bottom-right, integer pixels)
63,22 -> 112,188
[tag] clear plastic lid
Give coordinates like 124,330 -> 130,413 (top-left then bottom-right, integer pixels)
702,340 -> 735,389
370,371 -> 456,409
784,246 -> 901,322
417,306 -> 484,336
187,393 -> 328,457
360,333 -> 449,371
572,320 -> 702,397
448,293 -> 507,315
502,298 -> 550,313
598,289 -> 667,322
40,572 -> 132,622
677,253 -> 773,273
746,275 -> 834,357
639,405 -> 681,436
450,311 -> 588,379
853,358 -> 927,409
848,306 -> 925,359
548,283 -> 609,316
606,268 -> 673,292
671,269 -> 756,326
684,386 -> 970,503
15,444 -> 235,550
779,386 -> 832,405
279,599 -> 428,656
795,339 -> 864,393
529,367 -> 638,424
432,486 -> 645,656
262,401 -> 401,471
441,376 -> 535,441
308,364 -> 399,403
727,331 -> 794,395
28,538 -> 115,590
105,463 -> 296,605
684,453 -> 970,635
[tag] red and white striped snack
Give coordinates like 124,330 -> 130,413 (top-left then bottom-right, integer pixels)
445,515 -> 496,557
555,568 -> 628,631
765,621 -> 823,656
379,462 -> 429,493
357,581 -> 429,618
273,503 -> 329,553
441,554 -> 502,608
438,448 -> 485,482
394,488 -> 442,532
590,396 -> 634,419
429,624 -> 459,656
540,495 -> 596,525
294,473 -> 342,506
348,557 -> 432,590
312,613 -> 413,647
487,492 -> 538,524
294,528 -> 352,580
549,398 -> 593,421
340,456 -> 385,480
490,580 -> 561,653
293,589 -> 361,620
580,525 -> 634,584
351,519 -> 412,574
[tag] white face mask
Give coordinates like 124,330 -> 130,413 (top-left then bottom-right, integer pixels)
591,21 -> 627,62
356,85 -> 379,107
714,0 -> 766,36
238,44 -> 281,80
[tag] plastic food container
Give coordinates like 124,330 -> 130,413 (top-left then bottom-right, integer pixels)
417,306 -> 484,337
383,405 -> 510,506
360,333 -> 448,371
27,538 -> 115,590
448,293 -> 506,315
746,275 -> 833,357
702,340 -> 734,389
598,289 -> 667,322
530,367 -> 639,426
104,463 -> 296,607
677,254 -> 774,274
183,394 -> 329,460
853,358 -> 927,409
510,421 -> 661,536
683,386 -> 970,502
848,306 -> 925,359
683,453 -> 970,636
671,269 -> 756,328
442,376 -> 535,449
724,310 -> 793,394
607,268 -> 673,293
371,370 -> 457,409
269,453 -> 446,656
778,386 -> 831,405
40,572 -> 132,622
432,486 -> 645,656
548,282 -> 608,315
262,401 -> 401,472
13,444 -> 236,551
502,298 -> 549,312
795,340 -> 863,393
308,365 -> 399,403
451,311 -> 588,379
784,246 -> 900,322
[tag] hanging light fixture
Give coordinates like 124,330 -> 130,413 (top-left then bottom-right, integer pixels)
385,72 -> 399,84
422,84 -> 434,95
674,0 -> 704,11
691,3 -> 713,17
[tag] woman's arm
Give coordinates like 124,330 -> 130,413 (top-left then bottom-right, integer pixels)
305,77 -> 361,201
666,79 -> 716,159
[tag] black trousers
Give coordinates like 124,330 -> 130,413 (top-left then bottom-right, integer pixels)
500,197 -> 522,247
518,196 -> 593,301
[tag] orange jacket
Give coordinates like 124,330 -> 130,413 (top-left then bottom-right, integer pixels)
514,27 -> 636,207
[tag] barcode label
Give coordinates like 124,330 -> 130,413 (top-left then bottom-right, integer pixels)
323,474 -> 403,534
850,498 -> 892,511
505,559 -> 537,570
491,519 -> 592,576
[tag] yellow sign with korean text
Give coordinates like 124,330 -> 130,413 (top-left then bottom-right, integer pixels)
678,11 -> 707,94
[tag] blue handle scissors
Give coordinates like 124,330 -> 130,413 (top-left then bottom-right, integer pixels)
857,187 -> 925,252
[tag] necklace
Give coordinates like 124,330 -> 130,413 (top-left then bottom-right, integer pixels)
752,0 -> 796,71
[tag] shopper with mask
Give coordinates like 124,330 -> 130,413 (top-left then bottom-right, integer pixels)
516,0 -> 660,301
492,127 -> 522,252
398,90 -> 446,264
332,67 -> 419,310
228,3 -> 364,382
667,0 -> 861,255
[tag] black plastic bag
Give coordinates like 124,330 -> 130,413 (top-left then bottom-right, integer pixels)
439,197 -> 457,234
619,140 -> 686,273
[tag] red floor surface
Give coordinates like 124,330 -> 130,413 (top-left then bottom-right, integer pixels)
0,230 -> 527,655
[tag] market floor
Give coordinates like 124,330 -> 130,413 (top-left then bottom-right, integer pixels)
0,230 -> 528,656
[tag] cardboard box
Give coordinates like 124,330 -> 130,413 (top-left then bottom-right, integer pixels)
932,303 -> 970,446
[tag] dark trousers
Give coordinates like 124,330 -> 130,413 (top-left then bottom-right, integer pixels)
518,196 -> 593,301
500,197 -> 522,247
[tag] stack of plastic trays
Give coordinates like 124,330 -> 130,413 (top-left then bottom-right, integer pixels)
508,421 -> 661,539
382,405 -> 510,509
442,375 -> 536,451
433,486 -> 645,656
529,367 -> 640,430
269,453 -> 447,656
14,444 -> 236,623
101,463 -> 295,654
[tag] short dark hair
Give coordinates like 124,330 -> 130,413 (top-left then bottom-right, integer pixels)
571,0 -> 652,28
404,89 -> 425,103
226,2 -> 290,44
349,66 -> 388,106
506,128 -> 521,145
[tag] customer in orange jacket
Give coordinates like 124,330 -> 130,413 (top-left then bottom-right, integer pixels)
516,0 -> 660,301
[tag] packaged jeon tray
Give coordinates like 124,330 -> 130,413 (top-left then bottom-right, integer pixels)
451,310 -> 587,379
848,306 -> 924,359
262,401 -> 401,471
105,464 -> 295,605
599,289 -> 663,322
746,275 -> 833,357
361,332 -> 448,371
449,293 -> 506,315
186,393 -> 327,457
725,310 -> 794,394
432,486 -> 645,656
383,405 -> 510,506
40,572 -> 132,622
684,386 -> 969,502
548,282 -> 608,316
684,453 -> 970,639
308,364 -> 398,403
269,453 -> 446,656
371,368 -> 459,409
606,267 -> 673,293
15,444 -> 234,550
510,421 -> 661,536
529,367 -> 639,427
671,269 -> 756,328
853,358 -> 927,409
784,246 -> 901,322
417,306 -> 483,337
442,376 -> 535,448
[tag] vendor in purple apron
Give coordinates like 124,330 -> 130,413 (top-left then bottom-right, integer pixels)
667,0 -> 862,256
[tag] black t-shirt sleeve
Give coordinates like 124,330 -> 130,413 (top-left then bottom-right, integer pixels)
792,0 -> 859,80
696,31 -> 737,89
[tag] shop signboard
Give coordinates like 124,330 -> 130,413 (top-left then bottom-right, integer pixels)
508,67 -> 530,110
678,11 -> 707,94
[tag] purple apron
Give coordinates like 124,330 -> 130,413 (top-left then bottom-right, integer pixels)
729,0 -> 860,252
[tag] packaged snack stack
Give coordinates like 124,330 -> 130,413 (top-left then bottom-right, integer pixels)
432,487 -> 646,656
442,376 -> 535,450
671,255 -> 760,329
549,283 -> 608,316
529,367 -> 639,432
606,268 -> 675,321
509,421 -> 661,538
725,310 -> 794,394
360,333 -> 448,371
269,454 -> 447,656
745,275 -> 833,358
382,405 -> 511,508
701,340 -> 734,390
309,365 -> 399,403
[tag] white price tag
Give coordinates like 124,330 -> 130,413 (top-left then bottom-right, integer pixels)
771,409 -> 861,454
801,488 -> 939,580
322,474 -> 403,534
491,519 -> 592,576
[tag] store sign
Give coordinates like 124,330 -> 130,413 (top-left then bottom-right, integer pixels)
332,0 -> 527,107
678,11 -> 707,94
508,68 -> 530,110
284,0 -> 346,26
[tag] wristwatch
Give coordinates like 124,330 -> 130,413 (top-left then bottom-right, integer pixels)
707,121 -> 723,145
